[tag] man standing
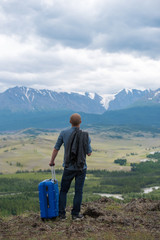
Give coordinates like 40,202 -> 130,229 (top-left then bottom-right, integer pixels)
49,113 -> 92,220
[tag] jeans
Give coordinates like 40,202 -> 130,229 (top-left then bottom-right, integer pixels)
59,168 -> 86,216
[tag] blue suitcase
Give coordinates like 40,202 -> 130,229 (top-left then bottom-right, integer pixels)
38,167 -> 59,219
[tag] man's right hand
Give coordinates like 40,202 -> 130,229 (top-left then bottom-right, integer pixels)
49,161 -> 55,166
49,148 -> 58,166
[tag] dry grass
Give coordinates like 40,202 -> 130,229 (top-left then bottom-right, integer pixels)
0,129 -> 160,174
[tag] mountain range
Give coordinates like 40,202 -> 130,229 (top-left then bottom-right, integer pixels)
0,86 -> 160,131
0,86 -> 160,113
0,87 -> 105,114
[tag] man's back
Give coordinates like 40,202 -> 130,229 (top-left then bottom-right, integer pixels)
54,127 -> 92,170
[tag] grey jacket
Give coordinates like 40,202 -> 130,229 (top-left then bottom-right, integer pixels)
65,128 -> 89,170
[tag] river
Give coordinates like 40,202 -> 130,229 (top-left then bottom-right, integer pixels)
94,186 -> 160,200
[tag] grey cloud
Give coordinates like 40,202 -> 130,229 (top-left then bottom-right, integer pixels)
1,0 -> 160,56
35,18 -> 92,48
90,1 -> 160,56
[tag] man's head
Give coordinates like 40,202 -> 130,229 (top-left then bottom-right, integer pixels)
70,113 -> 82,127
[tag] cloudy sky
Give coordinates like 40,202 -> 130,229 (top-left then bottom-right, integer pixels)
0,0 -> 160,94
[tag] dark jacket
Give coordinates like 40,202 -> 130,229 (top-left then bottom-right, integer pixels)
65,128 -> 89,170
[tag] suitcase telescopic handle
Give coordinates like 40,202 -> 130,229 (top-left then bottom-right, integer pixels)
51,166 -> 56,182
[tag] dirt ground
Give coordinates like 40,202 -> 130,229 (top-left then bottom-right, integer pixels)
0,198 -> 160,240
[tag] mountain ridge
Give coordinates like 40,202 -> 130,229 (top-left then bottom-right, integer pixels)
1,86 -> 160,113
0,86 -> 106,114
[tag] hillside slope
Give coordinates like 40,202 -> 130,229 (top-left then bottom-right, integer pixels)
0,198 -> 160,240
1,105 -> 160,131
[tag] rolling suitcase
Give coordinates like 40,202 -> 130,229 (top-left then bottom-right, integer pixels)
38,166 -> 59,219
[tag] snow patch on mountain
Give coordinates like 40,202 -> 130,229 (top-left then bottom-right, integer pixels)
125,89 -> 133,94
154,91 -> 160,97
100,94 -> 115,109
75,92 -> 85,96
88,93 -> 95,100
64,91 -> 86,96
23,87 -> 31,102
48,91 -> 55,101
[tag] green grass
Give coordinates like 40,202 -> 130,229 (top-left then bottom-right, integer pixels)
0,167 -> 160,217
0,171 -> 100,217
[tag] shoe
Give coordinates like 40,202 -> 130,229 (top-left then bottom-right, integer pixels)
59,215 -> 66,220
72,214 -> 84,221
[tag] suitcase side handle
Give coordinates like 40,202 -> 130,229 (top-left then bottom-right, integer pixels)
51,166 -> 56,182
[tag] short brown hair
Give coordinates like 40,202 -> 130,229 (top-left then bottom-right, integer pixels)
70,113 -> 81,126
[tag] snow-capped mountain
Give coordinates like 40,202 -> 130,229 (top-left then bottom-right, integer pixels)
0,86 -> 106,114
107,88 -> 160,110
0,86 -> 160,114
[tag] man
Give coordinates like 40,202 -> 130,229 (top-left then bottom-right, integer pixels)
49,113 -> 92,220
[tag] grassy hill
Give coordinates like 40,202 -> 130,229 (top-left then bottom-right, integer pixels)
0,197 -> 160,240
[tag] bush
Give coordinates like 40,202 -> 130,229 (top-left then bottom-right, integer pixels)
114,159 -> 127,166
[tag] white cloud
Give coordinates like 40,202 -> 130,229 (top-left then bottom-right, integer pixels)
0,33 -> 160,94
0,0 -> 160,93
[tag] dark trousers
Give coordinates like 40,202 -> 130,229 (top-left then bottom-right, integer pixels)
59,168 -> 86,216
